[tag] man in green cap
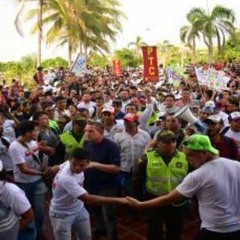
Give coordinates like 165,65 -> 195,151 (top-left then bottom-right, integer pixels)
127,134 -> 240,240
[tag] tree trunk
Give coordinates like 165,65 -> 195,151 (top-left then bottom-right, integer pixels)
208,37 -> 213,63
68,36 -> 72,67
37,0 -> 43,66
192,38 -> 196,63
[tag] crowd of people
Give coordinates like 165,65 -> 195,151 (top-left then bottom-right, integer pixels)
0,62 -> 240,240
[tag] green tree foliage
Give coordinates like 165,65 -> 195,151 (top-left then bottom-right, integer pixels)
186,5 -> 235,62
88,53 -> 110,68
42,57 -> 68,69
157,40 -> 174,68
15,0 -> 45,66
114,48 -> 141,67
15,0 -> 125,66
179,25 -> 199,62
221,29 -> 240,62
0,56 -> 67,87
128,36 -> 146,59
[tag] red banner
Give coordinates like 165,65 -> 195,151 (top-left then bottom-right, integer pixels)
142,46 -> 159,82
112,59 -> 122,76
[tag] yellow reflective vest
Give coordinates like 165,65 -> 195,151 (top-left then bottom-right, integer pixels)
145,150 -> 188,196
60,131 -> 85,156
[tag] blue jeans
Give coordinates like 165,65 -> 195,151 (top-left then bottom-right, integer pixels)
49,207 -> 91,240
119,171 -> 132,196
195,229 -> 240,240
16,179 -> 47,238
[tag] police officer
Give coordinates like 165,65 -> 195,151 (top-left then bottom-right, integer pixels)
60,118 -> 87,160
132,130 -> 189,240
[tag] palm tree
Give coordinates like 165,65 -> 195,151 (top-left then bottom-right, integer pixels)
25,0 -> 124,65
15,0 -> 45,66
180,25 -> 199,62
128,36 -> 147,58
178,44 -> 192,67
157,40 -> 174,69
74,0 -> 124,58
187,5 -> 235,62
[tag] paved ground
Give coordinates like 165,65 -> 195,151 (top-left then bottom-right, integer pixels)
42,195 -> 200,240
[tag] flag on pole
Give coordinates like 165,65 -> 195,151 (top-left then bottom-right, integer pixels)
142,46 -> 159,82
112,59 -> 122,76
70,54 -> 87,76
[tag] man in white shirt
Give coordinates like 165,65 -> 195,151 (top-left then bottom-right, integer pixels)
127,134 -> 240,240
9,121 -> 47,239
0,160 -> 34,240
77,92 -> 96,117
48,148 -> 127,240
101,106 -> 124,141
114,113 -> 151,195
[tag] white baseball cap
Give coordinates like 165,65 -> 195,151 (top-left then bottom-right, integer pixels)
205,100 -> 216,108
229,111 -> 240,120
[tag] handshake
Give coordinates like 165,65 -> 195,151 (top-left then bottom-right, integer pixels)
114,197 -> 143,208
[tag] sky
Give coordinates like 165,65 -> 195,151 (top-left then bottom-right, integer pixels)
0,0 -> 239,62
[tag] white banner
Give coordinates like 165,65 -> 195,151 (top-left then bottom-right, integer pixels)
195,67 -> 229,90
71,54 -> 87,76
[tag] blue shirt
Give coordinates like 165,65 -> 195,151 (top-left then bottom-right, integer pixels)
84,138 -> 120,192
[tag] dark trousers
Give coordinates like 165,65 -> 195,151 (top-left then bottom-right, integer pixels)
195,229 -> 240,240
87,188 -> 118,240
147,204 -> 186,240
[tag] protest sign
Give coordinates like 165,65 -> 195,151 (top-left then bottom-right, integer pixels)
142,46 -> 159,82
71,54 -> 87,76
112,59 -> 122,76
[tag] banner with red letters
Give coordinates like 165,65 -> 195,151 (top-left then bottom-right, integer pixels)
142,46 -> 159,82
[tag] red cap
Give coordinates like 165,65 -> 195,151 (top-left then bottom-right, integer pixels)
124,113 -> 139,122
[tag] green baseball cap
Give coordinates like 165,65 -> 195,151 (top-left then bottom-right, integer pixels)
183,134 -> 219,155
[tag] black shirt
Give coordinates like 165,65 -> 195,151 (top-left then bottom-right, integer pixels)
84,138 -> 121,193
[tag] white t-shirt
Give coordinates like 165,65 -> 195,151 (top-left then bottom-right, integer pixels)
77,101 -> 96,118
9,140 -> 42,183
0,137 -> 13,171
176,158 -> 240,233
3,120 -> 14,129
3,120 -> 16,142
50,161 -> 86,215
216,111 -> 229,127
0,181 -> 31,216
